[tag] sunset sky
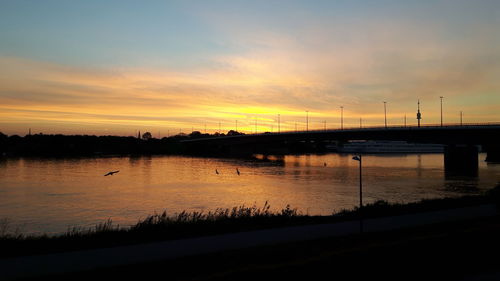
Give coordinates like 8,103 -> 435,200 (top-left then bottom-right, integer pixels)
1,0 -> 499,136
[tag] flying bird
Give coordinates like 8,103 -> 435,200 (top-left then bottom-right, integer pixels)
236,168 -> 240,175
104,170 -> 119,176
215,169 -> 219,175
324,162 -> 327,167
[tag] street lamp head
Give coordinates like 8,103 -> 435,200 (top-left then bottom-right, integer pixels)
352,155 -> 361,161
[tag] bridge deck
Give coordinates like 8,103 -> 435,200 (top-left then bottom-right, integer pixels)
182,124 -> 500,145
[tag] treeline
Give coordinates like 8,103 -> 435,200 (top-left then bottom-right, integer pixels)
0,130 -> 244,157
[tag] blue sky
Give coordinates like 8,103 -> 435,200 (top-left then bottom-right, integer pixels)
2,0 -> 496,67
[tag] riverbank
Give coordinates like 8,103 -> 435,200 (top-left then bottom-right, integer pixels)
2,203 -> 499,280
2,185 -> 499,259
64,215 -> 500,281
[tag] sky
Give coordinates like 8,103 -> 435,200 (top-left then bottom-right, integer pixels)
1,0 -> 499,136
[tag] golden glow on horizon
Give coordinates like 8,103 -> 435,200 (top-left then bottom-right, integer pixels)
0,54 -> 499,136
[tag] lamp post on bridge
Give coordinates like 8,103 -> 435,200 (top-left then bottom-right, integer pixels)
352,155 -> 363,233
278,114 -> 280,133
340,106 -> 344,130
383,101 -> 387,128
440,96 -> 444,126
306,110 -> 309,132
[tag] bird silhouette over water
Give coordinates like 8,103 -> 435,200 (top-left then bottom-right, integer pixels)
324,162 -> 327,167
104,170 -> 119,176
236,168 -> 240,175
215,169 -> 219,175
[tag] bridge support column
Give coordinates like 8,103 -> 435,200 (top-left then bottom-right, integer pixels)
485,145 -> 500,163
444,144 -> 478,177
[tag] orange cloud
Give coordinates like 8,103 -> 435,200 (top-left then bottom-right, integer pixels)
1,40 -> 499,137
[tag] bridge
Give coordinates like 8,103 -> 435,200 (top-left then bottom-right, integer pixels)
182,123 -> 500,175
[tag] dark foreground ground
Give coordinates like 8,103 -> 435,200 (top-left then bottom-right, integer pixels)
23,215 -> 500,281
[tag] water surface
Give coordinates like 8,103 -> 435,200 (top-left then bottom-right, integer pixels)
0,153 -> 498,234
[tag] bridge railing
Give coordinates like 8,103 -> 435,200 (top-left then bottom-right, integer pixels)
243,122 -> 500,136
181,122 -> 500,142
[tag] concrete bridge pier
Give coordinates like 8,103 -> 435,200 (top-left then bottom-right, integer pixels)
484,144 -> 500,162
444,144 -> 478,177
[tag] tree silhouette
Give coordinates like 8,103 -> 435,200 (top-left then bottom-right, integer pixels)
227,130 -> 244,136
142,132 -> 152,140
189,131 -> 202,138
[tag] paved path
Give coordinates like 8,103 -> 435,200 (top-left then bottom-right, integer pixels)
0,204 -> 497,280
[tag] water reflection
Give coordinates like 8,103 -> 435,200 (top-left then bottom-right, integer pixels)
417,154 -> 422,178
0,153 -> 498,234
443,178 -> 479,193
445,167 -> 479,178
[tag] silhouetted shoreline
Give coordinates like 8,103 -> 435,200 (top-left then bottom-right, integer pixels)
0,130 -> 332,158
0,131 -> 263,158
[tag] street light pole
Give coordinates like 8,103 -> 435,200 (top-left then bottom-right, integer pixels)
340,106 -> 344,130
352,155 -> 363,233
306,111 -> 309,132
278,114 -> 280,133
440,96 -> 444,126
383,101 -> 387,128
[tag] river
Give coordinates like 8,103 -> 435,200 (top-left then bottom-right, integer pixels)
0,153 -> 498,235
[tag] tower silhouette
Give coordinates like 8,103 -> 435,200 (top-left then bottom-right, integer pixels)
416,100 -> 422,128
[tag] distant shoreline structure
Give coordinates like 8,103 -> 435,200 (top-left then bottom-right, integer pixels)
329,140 -> 445,153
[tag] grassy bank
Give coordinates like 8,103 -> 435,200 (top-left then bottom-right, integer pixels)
48,215 -> 500,281
1,185 -> 499,259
